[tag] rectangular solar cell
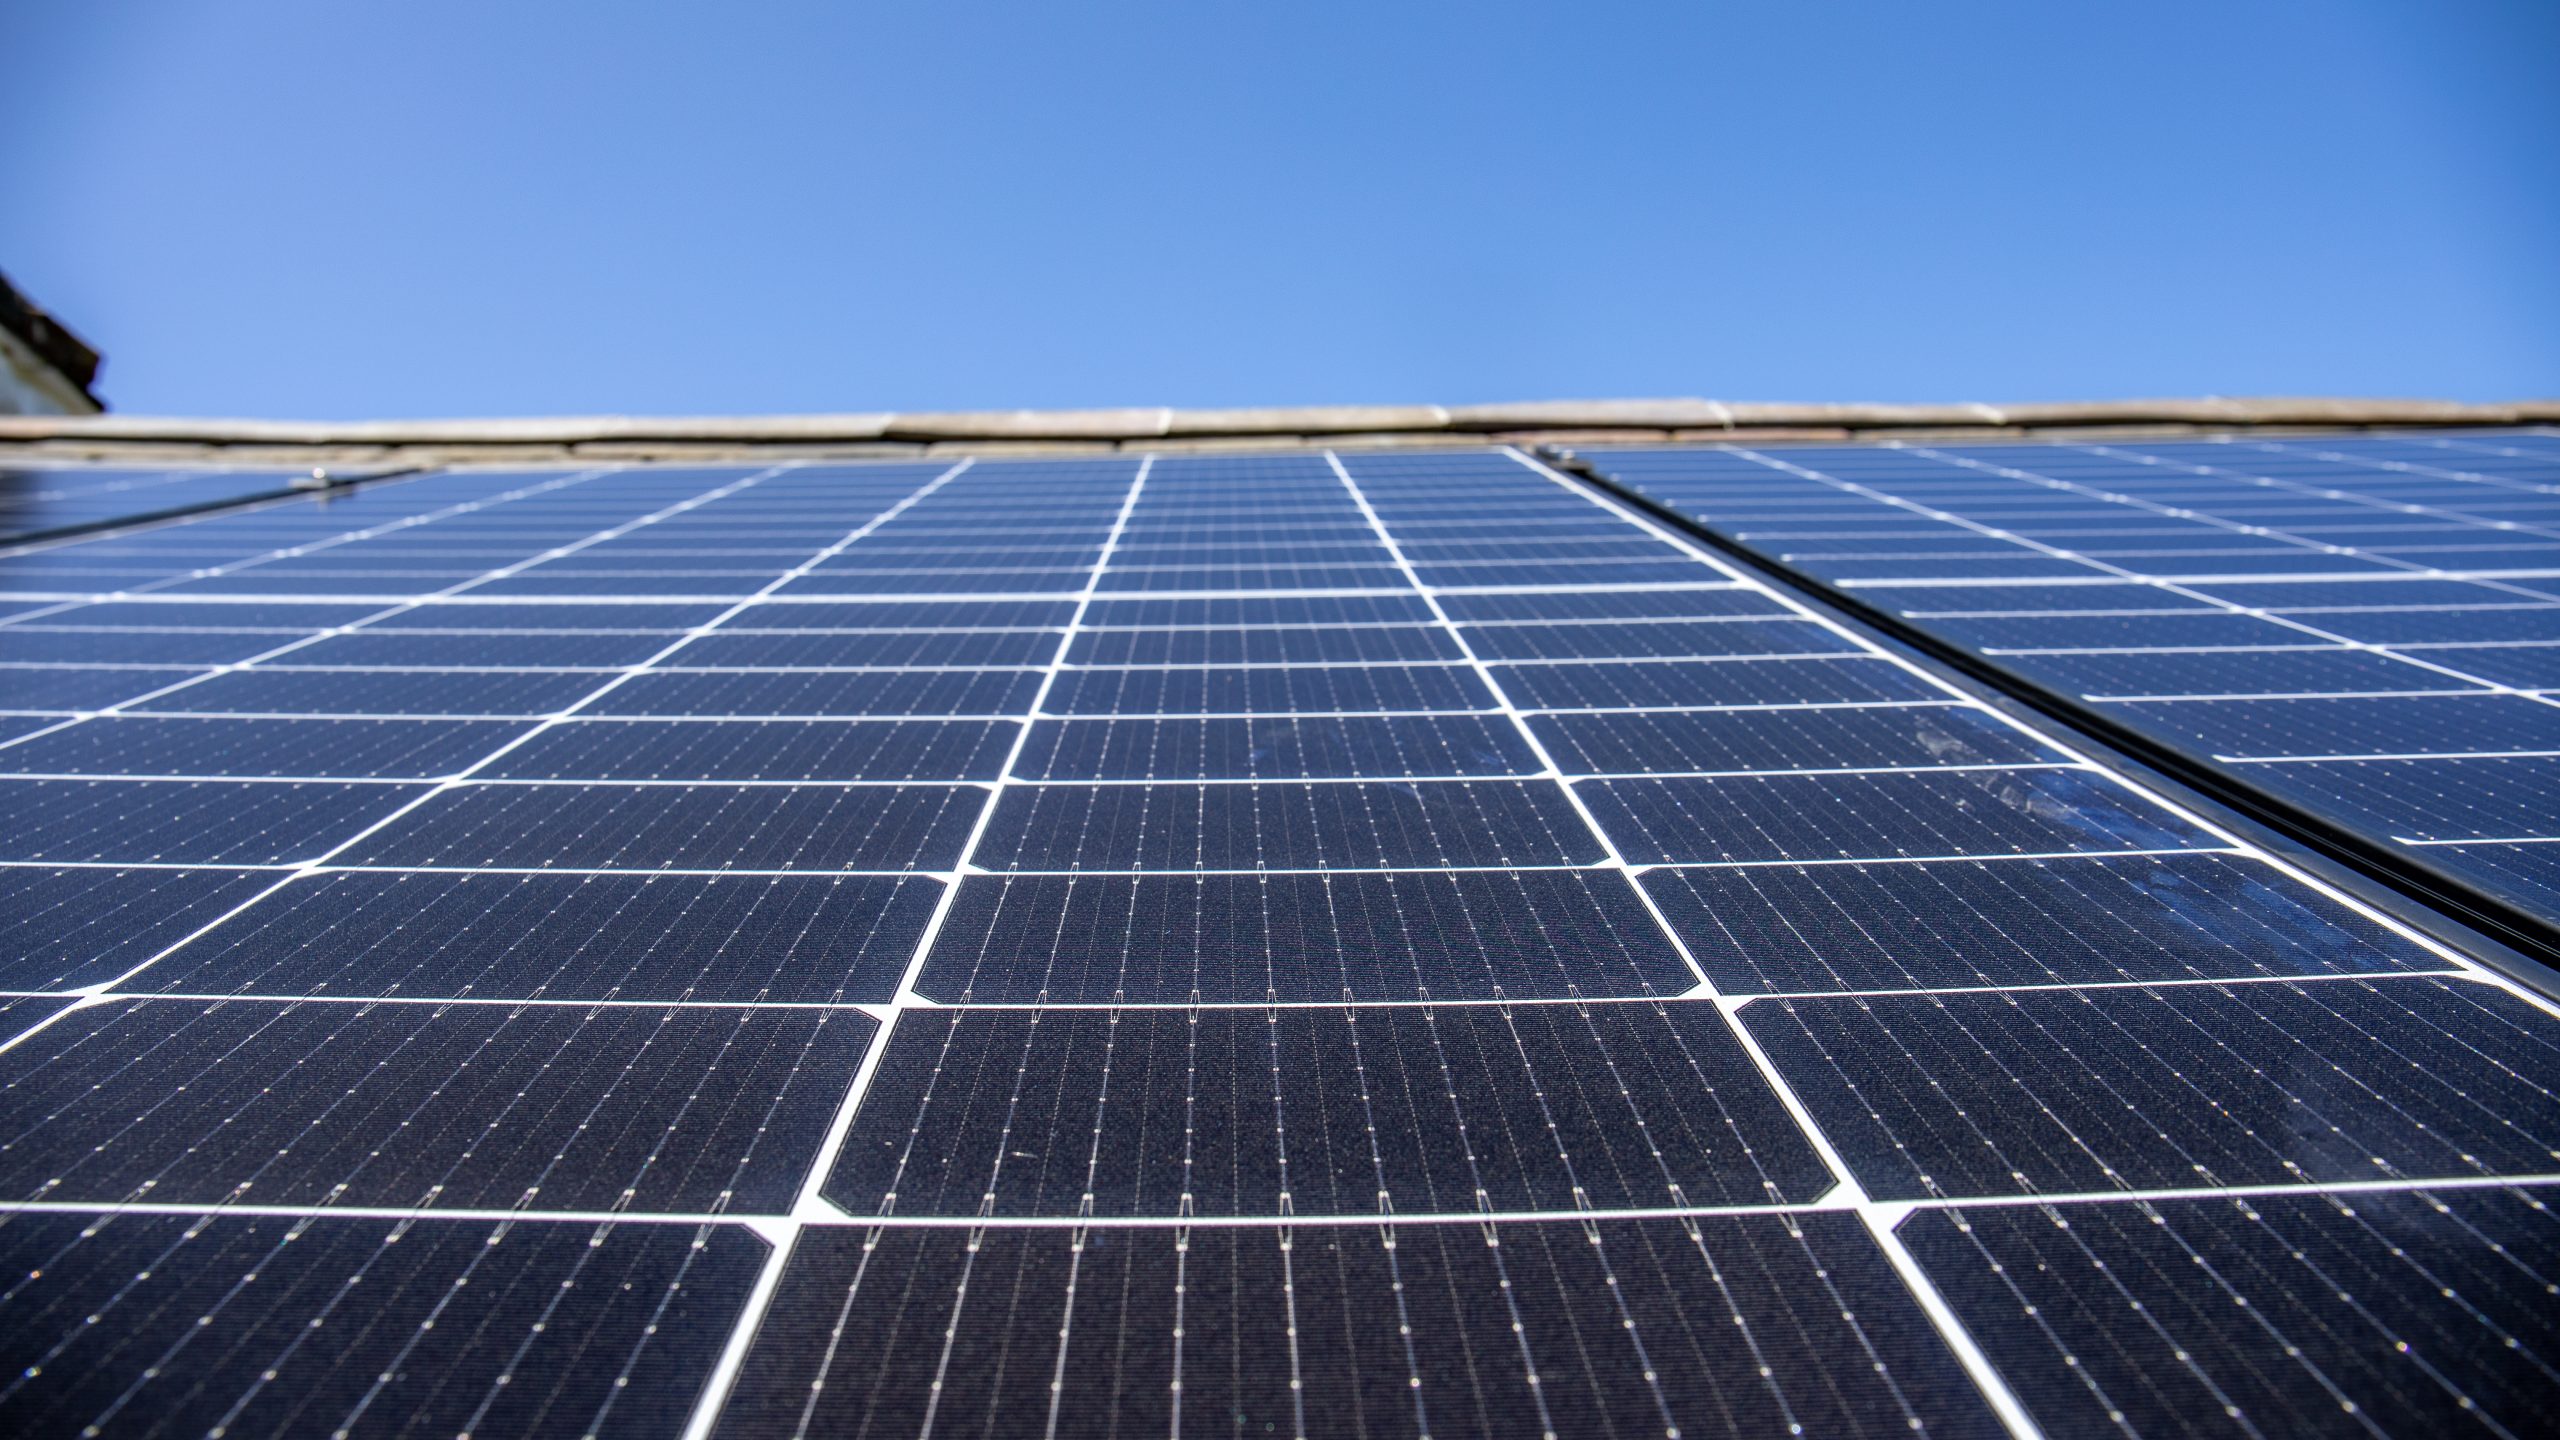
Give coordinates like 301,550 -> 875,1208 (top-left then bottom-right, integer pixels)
587,667 -> 1045,717
1528,703 -> 2059,775
1043,662 -> 1494,715
828,1000 -> 1828,1215
0,997 -> 871,1210
975,778 -> 1606,869
914,868 -> 1694,1002
0,714 -> 528,778
481,716 -> 1018,781
134,870 -> 941,1002
1904,1187 -> 2560,1438
1640,852 -> 2447,992
1012,713 -> 1541,779
717,1217 -> 2003,1440
1746,976 -> 2560,1199
340,780 -> 984,870
0,776 -> 427,863
0,1213 -> 764,1439
1575,766 -> 2216,864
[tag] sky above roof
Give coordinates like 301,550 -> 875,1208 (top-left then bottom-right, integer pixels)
4,0 -> 2556,419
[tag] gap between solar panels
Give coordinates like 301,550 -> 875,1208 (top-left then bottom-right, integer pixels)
1537,442 -> 2560,995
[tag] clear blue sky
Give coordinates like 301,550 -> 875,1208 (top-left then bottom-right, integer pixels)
5,1 -> 2555,418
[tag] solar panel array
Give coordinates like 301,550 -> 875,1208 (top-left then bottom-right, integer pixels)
0,446 -> 2556,1438
1584,431 -> 2560,927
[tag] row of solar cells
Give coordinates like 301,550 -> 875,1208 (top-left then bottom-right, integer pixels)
48,1195 -> 2546,1440
1581,428 -> 2560,923
0,447 -> 2555,1440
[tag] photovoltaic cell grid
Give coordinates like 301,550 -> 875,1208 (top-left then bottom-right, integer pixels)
1583,429 -> 2560,925
0,448 -> 2551,1439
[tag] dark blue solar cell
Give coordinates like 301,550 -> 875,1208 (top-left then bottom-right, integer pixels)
1,715 -> 528,778
2278,605 -> 2560,644
515,557 -> 785,577
1919,611 -> 2321,651
0,1212 -> 764,1440
1749,976 -> 2560,1199
0,665 -> 205,710
1854,583 -> 2207,615
1641,852 -> 2444,993
2115,693 -> 2560,757
816,545 -> 1102,570
2401,642 -> 2560,688
0,993 -> 76,1041
0,778 -> 425,863
156,571 -> 468,596
975,780 -> 1603,869
917,868 -> 1691,1001
1492,658 -> 1937,709
1111,542 -> 1388,565
1082,594 -> 1436,628
130,667 -> 603,717
12,600 -> 387,630
0,628 -> 290,664
0,997 -> 871,1209
591,669 -> 1043,717
1397,539 -> 1670,562
1458,618 -> 1854,661
671,629 -> 1061,667
341,781 -> 983,870
1799,555 -> 2104,583
1044,664 -> 1493,716
1576,767 -> 2215,864
1528,705 -> 2055,775
2234,756 -> 2560,840
2423,841 -> 2560,911
777,568 -> 1088,596
267,629 -> 672,668
718,1217 -> 2000,1440
143,870 -> 938,1002
462,573 -> 767,597
729,599 -> 1076,628
0,865 -> 283,988
2078,551 -> 2398,579
371,602 -> 727,630
828,1000 -> 1826,1215
1065,624 -> 1460,665
1904,1187 -> 2560,1439
1099,562 -> 1407,591
486,717 -> 1017,781
1014,714 -> 1538,780
1415,560 -> 1710,588
1434,588 -> 1784,622
2195,578 -> 2531,610
1999,645 -> 2460,700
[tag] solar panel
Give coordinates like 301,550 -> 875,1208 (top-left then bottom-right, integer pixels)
1579,431 -> 2560,929
0,445 -> 2555,1438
